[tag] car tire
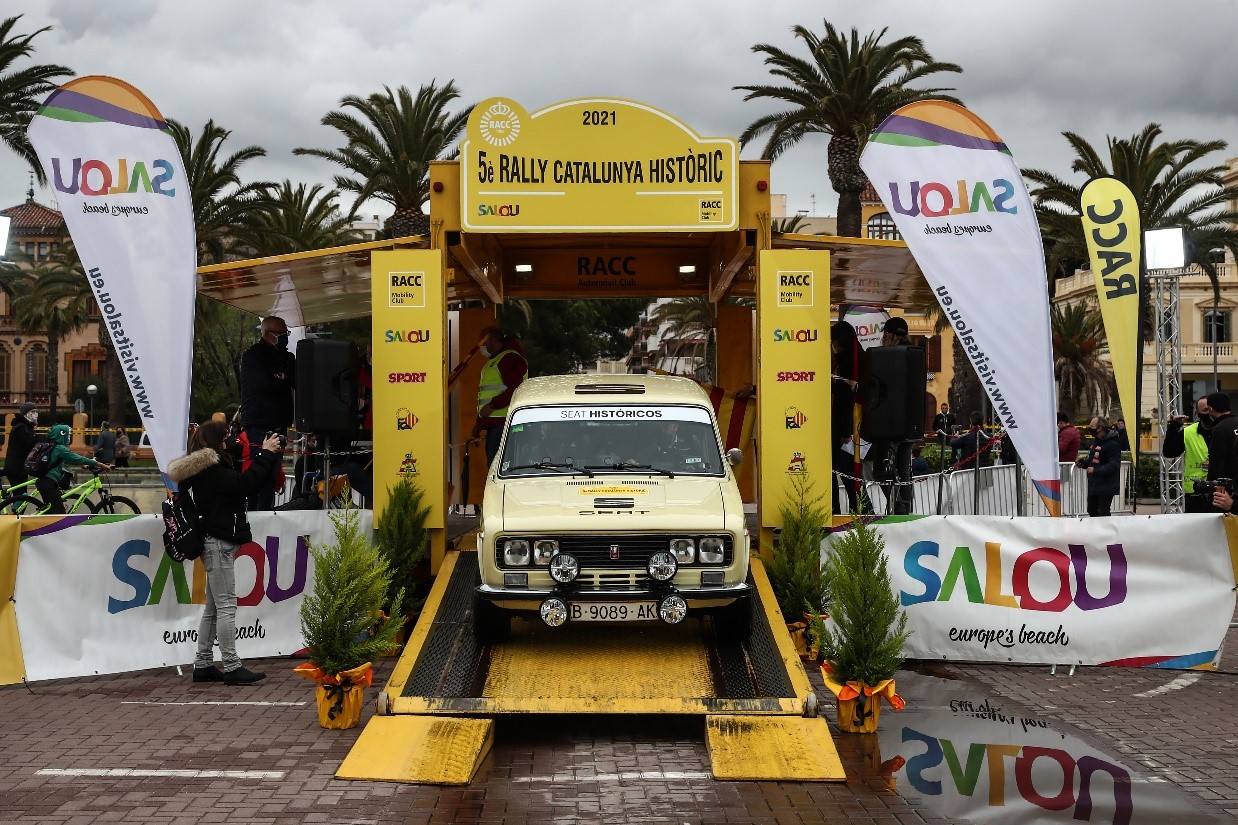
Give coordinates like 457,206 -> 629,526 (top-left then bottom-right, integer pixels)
472,595 -> 511,645
713,596 -> 753,639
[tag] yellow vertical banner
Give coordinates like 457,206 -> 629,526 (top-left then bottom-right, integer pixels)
1080,177 -> 1141,436
371,250 -> 447,528
0,517 -> 24,684
757,249 -> 832,528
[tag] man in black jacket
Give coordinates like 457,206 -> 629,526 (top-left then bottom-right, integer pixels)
1081,416 -> 1122,517
1204,391 -> 1238,509
239,316 -> 294,509
4,402 -> 39,489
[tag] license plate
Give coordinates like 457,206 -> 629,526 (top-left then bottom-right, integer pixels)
569,602 -> 659,622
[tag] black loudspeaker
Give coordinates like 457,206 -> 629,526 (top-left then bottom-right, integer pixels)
295,339 -> 359,434
860,345 -> 927,442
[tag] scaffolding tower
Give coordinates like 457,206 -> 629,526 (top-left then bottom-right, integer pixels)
1150,268 -> 1186,513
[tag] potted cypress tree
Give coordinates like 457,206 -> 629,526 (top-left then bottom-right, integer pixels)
296,506 -> 405,730
818,517 -> 910,733
763,475 -> 830,658
373,477 -> 432,637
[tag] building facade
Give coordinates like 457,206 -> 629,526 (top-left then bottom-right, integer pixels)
0,196 -> 105,416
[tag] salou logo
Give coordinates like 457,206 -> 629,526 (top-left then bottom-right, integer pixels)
901,540 -> 1127,612
887,179 -> 1018,218
772,329 -> 818,343
108,536 -> 309,614
477,203 -> 521,217
51,157 -> 177,197
384,329 -> 432,343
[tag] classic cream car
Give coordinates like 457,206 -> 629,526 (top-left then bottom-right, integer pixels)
473,374 -> 750,641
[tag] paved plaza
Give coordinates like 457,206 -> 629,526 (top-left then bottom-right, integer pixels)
1,619 -> 1234,825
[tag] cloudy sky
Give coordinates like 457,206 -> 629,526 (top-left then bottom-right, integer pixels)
5,0 -> 1238,222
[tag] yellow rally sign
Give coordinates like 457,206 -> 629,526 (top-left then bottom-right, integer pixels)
372,250 -> 446,528
461,97 -> 737,232
1080,177 -> 1141,445
757,250 -> 832,528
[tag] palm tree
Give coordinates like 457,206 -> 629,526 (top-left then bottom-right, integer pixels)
235,180 -> 362,256
168,118 -> 273,265
1025,123 -> 1238,302
11,249 -> 92,418
650,295 -> 755,341
771,214 -> 811,233
735,22 -> 962,237
294,82 -> 473,238
0,15 -> 72,183
1051,302 -> 1113,416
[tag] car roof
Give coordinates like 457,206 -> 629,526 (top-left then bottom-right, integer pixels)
509,374 -> 712,409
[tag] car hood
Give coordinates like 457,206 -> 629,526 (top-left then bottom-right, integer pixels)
499,475 -> 732,532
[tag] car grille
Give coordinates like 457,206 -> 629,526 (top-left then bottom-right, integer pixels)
495,533 -> 733,570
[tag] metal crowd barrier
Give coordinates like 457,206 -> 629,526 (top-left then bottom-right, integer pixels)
839,461 -> 1135,517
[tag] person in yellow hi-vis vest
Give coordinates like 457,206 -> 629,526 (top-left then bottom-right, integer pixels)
471,325 -> 529,467
1163,396 -> 1213,512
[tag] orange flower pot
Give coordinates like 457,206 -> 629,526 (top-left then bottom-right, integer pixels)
836,693 -> 881,733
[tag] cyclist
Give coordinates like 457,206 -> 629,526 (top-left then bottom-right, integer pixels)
36,423 -> 112,514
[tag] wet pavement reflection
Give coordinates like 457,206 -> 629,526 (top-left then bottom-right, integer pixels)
860,671 -> 1227,824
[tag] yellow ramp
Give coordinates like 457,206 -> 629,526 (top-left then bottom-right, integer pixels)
336,715 -> 494,785
706,715 -> 845,781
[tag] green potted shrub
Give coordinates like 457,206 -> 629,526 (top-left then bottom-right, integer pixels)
296,506 -> 405,729
763,475 -> 830,658
373,477 -> 432,631
818,517 -> 910,733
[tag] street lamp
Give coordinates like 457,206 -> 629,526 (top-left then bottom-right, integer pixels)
86,384 -> 97,430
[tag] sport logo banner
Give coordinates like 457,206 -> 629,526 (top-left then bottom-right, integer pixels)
1080,177 -> 1141,445
861,101 -> 1061,515
28,77 -> 195,479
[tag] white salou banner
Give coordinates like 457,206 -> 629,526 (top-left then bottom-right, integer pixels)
836,515 -> 1236,668
28,77 -> 195,480
881,676 -> 1220,824
861,100 -> 1061,514
13,511 -> 361,682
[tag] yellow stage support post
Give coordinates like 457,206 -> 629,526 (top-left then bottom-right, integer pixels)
371,250 -> 449,571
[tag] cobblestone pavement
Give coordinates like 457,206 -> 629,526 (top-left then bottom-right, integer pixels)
2,632 -> 1234,824
943,621 -> 1238,821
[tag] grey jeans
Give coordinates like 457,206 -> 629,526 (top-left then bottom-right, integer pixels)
195,535 -> 242,672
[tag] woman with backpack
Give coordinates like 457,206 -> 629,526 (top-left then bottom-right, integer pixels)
167,421 -> 282,686
37,423 -> 112,514
114,427 -> 131,468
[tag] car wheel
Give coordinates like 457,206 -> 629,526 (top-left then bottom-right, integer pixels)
712,596 -> 752,639
472,595 -> 511,645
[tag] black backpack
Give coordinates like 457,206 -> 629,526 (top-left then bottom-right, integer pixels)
24,441 -> 54,476
162,488 -> 204,562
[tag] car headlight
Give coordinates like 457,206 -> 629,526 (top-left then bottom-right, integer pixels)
533,539 -> 558,565
699,537 -> 725,564
503,539 -> 531,566
670,537 -> 695,564
549,553 -> 580,584
647,551 -> 678,581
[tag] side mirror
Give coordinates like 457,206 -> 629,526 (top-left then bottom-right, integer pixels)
726,448 -> 743,466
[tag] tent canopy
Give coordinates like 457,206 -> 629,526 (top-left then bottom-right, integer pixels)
195,232 -> 933,325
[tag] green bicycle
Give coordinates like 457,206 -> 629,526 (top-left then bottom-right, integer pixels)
0,467 -> 140,515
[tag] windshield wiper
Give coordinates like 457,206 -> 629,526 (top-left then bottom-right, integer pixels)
584,461 -> 675,478
504,462 -> 594,477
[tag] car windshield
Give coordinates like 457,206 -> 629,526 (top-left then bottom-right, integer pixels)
499,404 -> 725,477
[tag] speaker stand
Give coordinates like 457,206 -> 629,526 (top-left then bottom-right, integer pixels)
321,435 -> 331,511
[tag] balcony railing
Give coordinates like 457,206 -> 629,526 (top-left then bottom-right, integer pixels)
1187,343 -> 1234,359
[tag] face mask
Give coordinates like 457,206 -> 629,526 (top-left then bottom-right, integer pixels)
275,333 -> 289,351
480,344 -> 492,358
24,411 -> 37,424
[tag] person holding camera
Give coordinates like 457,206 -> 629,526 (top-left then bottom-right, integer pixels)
1163,397 -> 1213,512
1203,392 -> 1238,504
1210,481 -> 1237,514
1080,416 -> 1121,517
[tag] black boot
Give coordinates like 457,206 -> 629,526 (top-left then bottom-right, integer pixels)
223,666 -> 266,685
